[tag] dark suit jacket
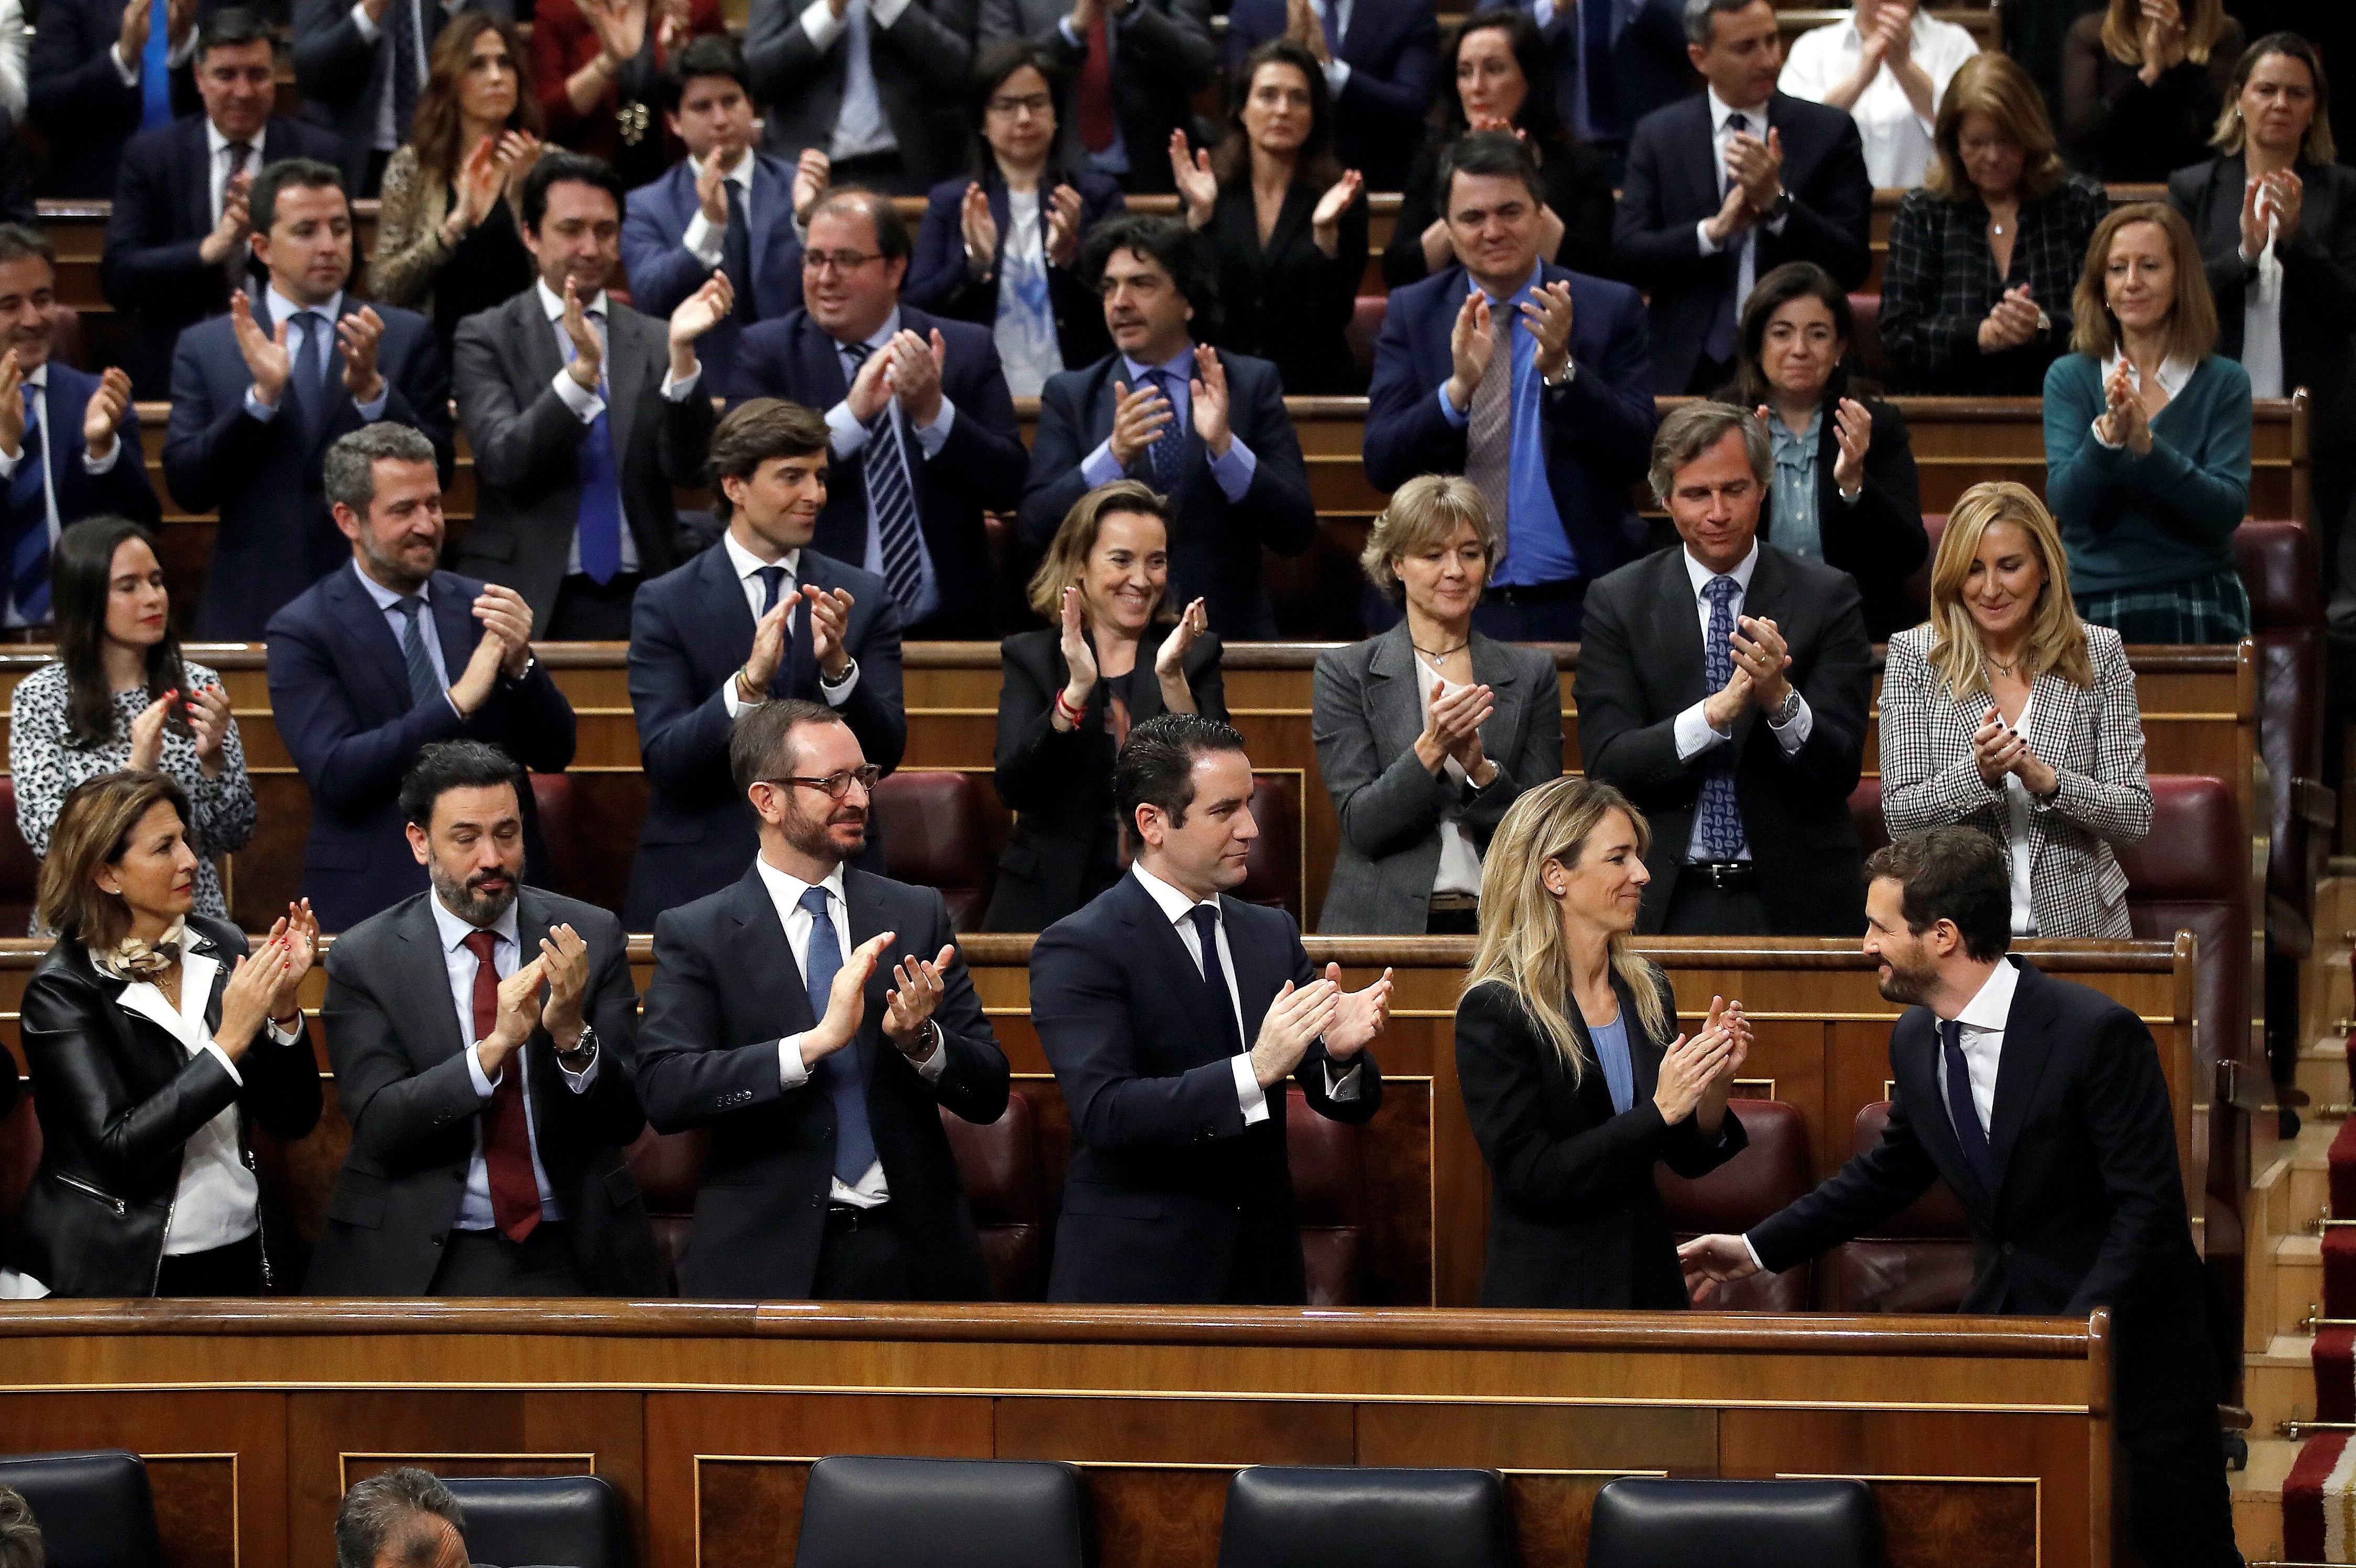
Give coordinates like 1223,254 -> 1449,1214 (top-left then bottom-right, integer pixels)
980,0 -> 1216,196
291,0 -> 514,190
1751,396 -> 1926,643
637,862 -> 1011,1298
1574,541 -> 1873,934
102,113 -> 352,396
264,564 -> 577,933
1030,872 -> 1383,1303
621,153 -> 808,399
728,304 -> 1030,638
905,166 -> 1123,371
744,0 -> 975,189
625,543 -> 907,928
981,625 -> 1226,932
1749,957 -> 2217,1430
1223,0 -> 1435,189
1457,970 -> 1746,1309
163,287 -> 452,639
27,0 -> 216,198
1364,262 -> 1655,582
1202,178 -> 1370,395
1477,0 -> 1691,149
451,287 -> 720,635
1020,347 -> 1314,638
304,887 -> 664,1294
6,364 -> 165,548
1615,92 -> 1873,393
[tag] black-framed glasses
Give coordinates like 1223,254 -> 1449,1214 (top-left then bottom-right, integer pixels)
763,765 -> 882,800
803,247 -> 883,275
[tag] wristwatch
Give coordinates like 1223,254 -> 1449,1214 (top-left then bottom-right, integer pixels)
554,1025 -> 599,1071
1761,190 -> 1792,224
503,651 -> 538,684
1772,686 -> 1803,726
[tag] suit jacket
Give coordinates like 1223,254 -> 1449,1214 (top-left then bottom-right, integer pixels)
291,0 -> 514,190
905,166 -> 1123,371
1222,0 -> 1435,189
1033,873 -> 1382,1302
1365,263 -> 1656,581
1311,623 -> 1563,934
621,153 -> 808,398
451,287 -> 721,635
625,543 -> 906,928
1615,92 -> 1873,393
978,0 -> 1216,195
5,364 -> 164,549
164,287 -> 452,640
1477,0 -> 1690,149
1020,348 -> 1314,638
637,862 -> 1011,1298
1749,957 -> 2216,1431
27,0 -> 212,198
1202,178 -> 1370,395
304,888 -> 664,1294
744,0 -> 976,189
3,916 -> 323,1297
102,113 -> 352,396
1575,542 -> 1873,934
1754,396 -> 1926,643
1457,970 -> 1746,1309
728,304 -> 1030,637
264,564 -> 578,933
981,624 -> 1226,932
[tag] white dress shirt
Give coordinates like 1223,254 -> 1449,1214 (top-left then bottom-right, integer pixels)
1696,90 -> 1791,318
1670,542 -> 1814,861
1999,687 -> 2038,937
2241,187 -> 2287,400
1413,654 -> 1485,897
1778,8 -> 1978,188
2088,350 -> 2194,448
244,287 -> 391,423
682,148 -> 758,269
799,0 -> 912,160
716,529 -> 864,716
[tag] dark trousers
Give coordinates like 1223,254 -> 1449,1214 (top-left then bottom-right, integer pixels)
428,1223 -> 587,1295
548,572 -> 644,641
1660,864 -> 1772,935
2120,1413 -> 2243,1567
814,1204 -> 912,1300
155,1232 -> 264,1295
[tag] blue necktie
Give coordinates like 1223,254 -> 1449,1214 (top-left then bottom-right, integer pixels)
293,311 -> 329,435
6,384 -> 48,626
140,0 -> 172,129
801,886 -> 877,1186
755,564 -> 788,619
387,0 -> 421,145
841,341 -> 927,615
1318,0 -> 1340,51
392,596 -> 441,708
1694,575 -> 1745,860
1186,906 -> 1246,1059
1139,368 -> 1185,497
567,313 -> 625,585
1941,1018 -> 1997,1192
723,178 -> 758,325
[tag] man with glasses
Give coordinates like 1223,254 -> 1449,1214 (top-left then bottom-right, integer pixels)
625,397 -> 907,928
731,186 -> 1029,640
638,695 -> 1010,1301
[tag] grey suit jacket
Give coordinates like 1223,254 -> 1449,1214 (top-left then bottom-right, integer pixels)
452,287 -> 719,635
744,0 -> 976,188
1311,620 -> 1564,934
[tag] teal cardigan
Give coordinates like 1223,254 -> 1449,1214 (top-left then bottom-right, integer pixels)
2042,352 -> 2252,595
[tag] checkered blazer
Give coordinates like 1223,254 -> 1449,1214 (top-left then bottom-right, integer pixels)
1877,623 -> 2152,938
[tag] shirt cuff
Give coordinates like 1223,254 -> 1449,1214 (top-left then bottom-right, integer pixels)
82,438 -> 123,475
1080,440 -> 1124,488
558,1047 -> 600,1092
1768,692 -> 1813,754
778,1035 -> 813,1086
1696,219 -> 1724,257
1208,434 -> 1256,503
662,362 -> 702,400
354,389 -> 389,421
911,397 -> 954,458
2090,418 -> 2124,451
723,673 -> 754,716
112,40 -> 139,86
1232,1052 -> 1270,1125
200,1038 -> 244,1085
466,1039 -> 499,1099
0,444 -> 17,478
800,0 -> 844,49
349,0 -> 380,43
244,386 -> 281,420
1324,1059 -> 1362,1101
869,0 -> 911,25
1742,1233 -> 1765,1272
1532,0 -> 1554,23
553,366 -> 604,422
1436,381 -> 1470,427
682,211 -> 726,268
1323,58 -> 1350,95
1763,211 -> 1789,236
826,399 -> 870,458
262,1015 -> 302,1047
1675,699 -> 1727,761
821,657 -> 860,704
167,29 -> 199,67
1057,14 -> 1082,46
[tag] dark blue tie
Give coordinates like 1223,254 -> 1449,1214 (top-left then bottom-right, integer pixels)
1704,114 -> 1749,364
756,564 -> 788,619
801,886 -> 877,1186
6,386 -> 48,625
387,0 -> 421,146
1186,906 -> 1247,1059
1693,575 -> 1744,859
567,311 -> 624,584
723,178 -> 759,324
293,310 -> 330,437
841,341 -> 927,614
392,596 -> 441,708
1140,368 -> 1185,496
1941,1018 -> 1997,1192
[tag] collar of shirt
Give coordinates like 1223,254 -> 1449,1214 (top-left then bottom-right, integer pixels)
429,890 -> 522,962
2097,349 -> 2194,400
1769,408 -> 1821,462
268,286 -> 343,334
722,529 -> 801,587
205,118 -> 243,162
753,853 -> 848,928
1129,861 -> 1219,928
1708,86 -> 1771,135
1683,538 -> 1761,599
1120,346 -> 1199,391
19,361 -> 43,396
1464,259 -> 1546,311
352,558 -> 429,612
1947,954 -> 2021,1032
840,309 -> 904,358
693,147 -> 757,197
537,279 -> 610,322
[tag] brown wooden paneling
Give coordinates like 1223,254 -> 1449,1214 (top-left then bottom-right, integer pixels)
0,1391 -> 286,1568
996,1399 -> 1356,1466
1085,1468 -> 1231,1568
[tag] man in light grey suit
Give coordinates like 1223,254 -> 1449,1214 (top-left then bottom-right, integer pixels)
744,0 -> 976,197
978,0 -> 1213,194
290,0 -> 512,195
454,152 -> 728,640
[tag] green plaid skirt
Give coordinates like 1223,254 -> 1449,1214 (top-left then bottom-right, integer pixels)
2074,569 -> 2252,645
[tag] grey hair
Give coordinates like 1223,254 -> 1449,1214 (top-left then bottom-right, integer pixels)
1682,0 -> 1761,45
0,224 -> 55,272
0,1486 -> 43,1568
324,422 -> 439,516
1647,401 -> 1771,504
335,1469 -> 464,1568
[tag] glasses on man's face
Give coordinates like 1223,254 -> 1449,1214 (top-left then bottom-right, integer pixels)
803,248 -> 882,275
765,765 -> 884,801
987,92 -> 1053,118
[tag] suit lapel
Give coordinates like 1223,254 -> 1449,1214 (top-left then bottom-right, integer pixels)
1116,876 -> 1232,1069
800,314 -> 853,406
1618,974 -> 1662,1105
603,306 -> 644,474
395,897 -> 471,1069
180,121 -> 216,245
1984,959 -> 2054,1190
1656,553 -> 1711,712
325,566 -> 420,719
1678,99 -> 1724,228
727,865 -> 818,1037
515,291 -> 564,397
1365,622 -> 1426,763
1560,992 -> 1620,1124
1466,631 -> 1526,767
428,573 -> 478,691
842,872 -> 886,1087
1896,1010 -> 1986,1205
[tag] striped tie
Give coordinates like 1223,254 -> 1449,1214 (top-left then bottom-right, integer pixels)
843,343 -> 926,614
6,384 -> 48,626
392,596 -> 442,709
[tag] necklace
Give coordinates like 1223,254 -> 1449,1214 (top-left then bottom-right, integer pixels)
1989,222 -> 2006,236
1986,650 -> 2026,679
1412,636 -> 1469,662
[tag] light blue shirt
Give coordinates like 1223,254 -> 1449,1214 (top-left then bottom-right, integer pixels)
243,288 -> 389,423
822,307 -> 954,625
352,560 -> 452,693
1768,408 -> 1824,562
1079,346 -> 1259,500
1435,262 -> 1576,586
1589,1011 -> 1634,1115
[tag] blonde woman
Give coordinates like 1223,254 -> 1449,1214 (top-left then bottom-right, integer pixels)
1454,776 -> 1750,1310
1879,481 -> 2152,938
2060,0 -> 2241,181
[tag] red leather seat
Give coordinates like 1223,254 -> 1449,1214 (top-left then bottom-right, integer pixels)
1846,293 -> 1890,385
1346,295 -> 1388,382
1235,776 -> 1301,920
869,771 -> 995,931
940,1090 -> 1045,1300
48,306 -> 88,373
2235,519 -> 2330,960
1896,513 -> 1944,632
623,1126 -> 707,1293
1658,1098 -> 1813,1310
1288,1085 -> 1368,1305
1819,1102 -> 1976,1312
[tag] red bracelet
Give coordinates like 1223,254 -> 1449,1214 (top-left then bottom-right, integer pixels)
1054,691 -> 1083,725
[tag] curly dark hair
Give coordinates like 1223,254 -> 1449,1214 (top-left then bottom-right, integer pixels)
1084,213 -> 1220,328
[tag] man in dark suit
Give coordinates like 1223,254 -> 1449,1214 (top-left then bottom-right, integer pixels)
308,741 -> 663,1295
28,0 -> 206,200
1474,0 -> 1690,171
1575,401 -> 1871,935
1364,133 -> 1655,643
743,0 -> 975,196
290,0 -> 510,194
1221,0 -> 1433,191
730,188 -> 1029,641
0,226 -> 160,629
266,422 -> 576,933
978,0 -> 1214,195
100,7 -> 349,396
454,152 -> 728,641
1019,214 -> 1315,639
1031,713 -> 1392,1303
627,398 -> 906,928
1612,0 -> 1871,394
1680,828 -> 2241,1568
638,697 -> 1010,1299
163,157 -> 451,640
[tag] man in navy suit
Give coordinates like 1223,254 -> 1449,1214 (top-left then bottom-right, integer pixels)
1475,0 -> 1689,171
101,8 -> 350,397
165,158 -> 450,640
1614,0 -> 1871,394
1031,713 -> 1391,1303
1221,0 -> 1434,190
627,399 -> 907,929
0,227 -> 161,631
1365,133 -> 1654,642
28,0 -> 206,200
266,422 -> 576,934
1019,214 -> 1315,640
730,188 -> 1029,641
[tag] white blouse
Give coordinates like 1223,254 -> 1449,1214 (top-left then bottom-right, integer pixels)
1414,654 -> 1486,898
2000,687 -> 2038,936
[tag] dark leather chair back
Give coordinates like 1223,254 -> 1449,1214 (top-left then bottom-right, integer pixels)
2235,519 -> 2328,953
48,308 -> 88,373
0,1071 -> 34,1225
1657,1098 -> 1813,1310
1586,1477 -> 1879,1568
1235,777 -> 1300,918
527,773 -> 588,905
1346,296 -> 1389,381
1846,293 -> 1890,384
0,1451 -> 163,1568
1285,1085 -> 1367,1305
1896,514 -> 1944,640
791,1456 -> 1090,1568
1819,1102 -> 1976,1313
940,1090 -> 1044,1300
870,771 -> 994,931
0,777 -> 42,936
623,1126 -> 708,1292
1216,1466 -> 1513,1568
443,1474 -> 630,1568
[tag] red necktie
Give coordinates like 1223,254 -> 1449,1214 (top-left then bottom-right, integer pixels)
1076,6 -> 1115,154
465,929 -> 541,1242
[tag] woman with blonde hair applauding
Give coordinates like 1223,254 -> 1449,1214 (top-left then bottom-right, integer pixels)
1454,776 -> 1750,1310
1879,481 -> 2152,939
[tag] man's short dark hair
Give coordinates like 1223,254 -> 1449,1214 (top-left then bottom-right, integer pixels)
731,698 -> 845,797
324,422 -> 439,516
706,399 -> 831,522
400,741 -> 525,830
1864,827 -> 2012,963
523,151 -> 629,235
250,158 -> 346,237
1115,713 -> 1248,848
196,5 -> 274,62
1683,0 -> 1765,46
668,33 -> 751,103
1435,129 -> 1545,211
0,225 -> 54,273
1084,213 -> 1220,328
808,187 -> 911,265
334,1468 -> 463,1568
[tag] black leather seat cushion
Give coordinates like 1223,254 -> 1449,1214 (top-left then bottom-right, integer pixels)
792,1456 -> 1089,1568
1215,1467 -> 1512,1568
1587,1478 -> 1880,1568
443,1474 -> 630,1568
0,1450 -> 162,1568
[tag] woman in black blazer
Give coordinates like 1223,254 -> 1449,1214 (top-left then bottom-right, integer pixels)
984,481 -> 1227,932
1455,776 -> 1751,1310
1171,38 -> 1368,395
1,771 -> 321,1299
1720,262 -> 1929,642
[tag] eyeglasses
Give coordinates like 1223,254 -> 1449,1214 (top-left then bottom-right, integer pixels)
763,765 -> 883,800
803,248 -> 883,275
986,92 -> 1053,117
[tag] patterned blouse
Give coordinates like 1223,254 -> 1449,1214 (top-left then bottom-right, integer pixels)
8,661 -> 257,927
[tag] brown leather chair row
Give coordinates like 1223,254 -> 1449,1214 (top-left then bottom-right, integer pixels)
1659,1097 -> 1814,1311
1818,1102 -> 1977,1313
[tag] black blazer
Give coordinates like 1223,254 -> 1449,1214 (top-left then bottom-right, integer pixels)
4,916 -> 323,1296
304,888 -> 663,1295
1575,542 -> 1874,934
1201,177 -> 1371,396
1030,873 -> 1383,1303
1748,396 -> 1927,643
1749,957 -> 2216,1431
904,166 -> 1126,372
1457,970 -> 1746,1309
983,625 -> 1227,932
637,863 -> 1011,1299
1383,133 -> 1618,290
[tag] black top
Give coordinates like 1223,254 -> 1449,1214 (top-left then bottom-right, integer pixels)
2059,13 -> 2243,181
429,189 -> 536,357
1202,178 -> 1371,395
1384,132 -> 1618,289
